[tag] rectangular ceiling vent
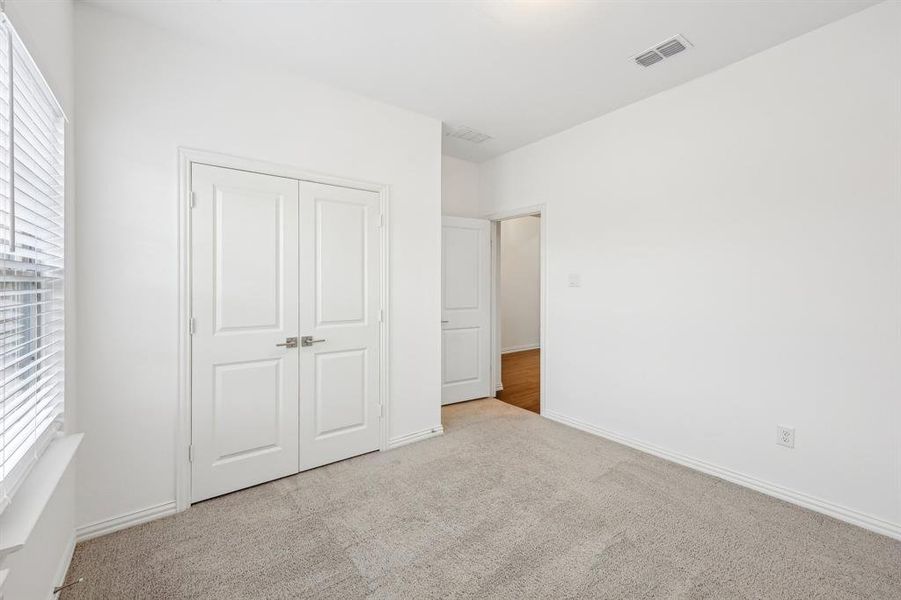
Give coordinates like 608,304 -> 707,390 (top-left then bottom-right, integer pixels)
444,123 -> 493,144
633,34 -> 692,68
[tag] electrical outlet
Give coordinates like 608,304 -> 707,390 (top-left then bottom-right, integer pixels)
777,425 -> 795,448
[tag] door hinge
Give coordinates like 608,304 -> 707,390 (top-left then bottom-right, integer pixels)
189,317 -> 196,335
379,213 -> 384,228
188,445 -> 194,463
379,309 -> 384,323
189,191 -> 197,208
379,404 -> 384,418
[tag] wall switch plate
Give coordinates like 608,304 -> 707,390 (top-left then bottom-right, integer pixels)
777,425 -> 795,448
568,273 -> 581,288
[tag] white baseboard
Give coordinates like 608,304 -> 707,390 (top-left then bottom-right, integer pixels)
387,425 -> 444,449
47,532 -> 76,599
501,344 -> 540,355
496,382 -> 504,392
544,410 -> 901,541
76,501 -> 177,543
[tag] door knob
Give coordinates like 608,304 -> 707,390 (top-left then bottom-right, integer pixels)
301,336 -> 326,347
276,337 -> 298,348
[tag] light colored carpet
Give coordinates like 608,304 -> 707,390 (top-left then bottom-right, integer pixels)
64,399 -> 901,599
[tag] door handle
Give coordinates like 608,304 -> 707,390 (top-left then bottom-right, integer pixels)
301,336 -> 326,347
276,337 -> 298,348
441,320 -> 449,324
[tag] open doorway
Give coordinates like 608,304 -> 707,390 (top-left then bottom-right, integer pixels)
440,208 -> 545,414
492,212 -> 543,414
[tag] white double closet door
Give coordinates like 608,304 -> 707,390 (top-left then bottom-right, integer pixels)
191,164 -> 381,503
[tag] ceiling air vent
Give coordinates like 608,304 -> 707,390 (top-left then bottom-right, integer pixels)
632,34 -> 692,68
634,50 -> 663,67
444,123 -> 493,144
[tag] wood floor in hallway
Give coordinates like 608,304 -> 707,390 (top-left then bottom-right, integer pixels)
496,348 -> 540,413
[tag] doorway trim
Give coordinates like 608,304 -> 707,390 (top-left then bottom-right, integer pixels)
485,204 -> 547,415
176,147 -> 391,512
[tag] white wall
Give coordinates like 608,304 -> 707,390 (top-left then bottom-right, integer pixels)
480,1 -> 901,537
441,155 -> 481,217
2,1 -> 77,597
74,5 -> 442,531
500,217 -> 540,352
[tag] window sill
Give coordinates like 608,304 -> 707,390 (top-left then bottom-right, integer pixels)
0,433 -> 82,562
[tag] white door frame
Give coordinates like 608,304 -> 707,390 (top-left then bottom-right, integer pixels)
176,147 -> 391,512
485,204 -> 547,415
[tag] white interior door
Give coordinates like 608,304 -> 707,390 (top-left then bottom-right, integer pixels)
442,216 -> 491,404
191,164 -> 300,503
298,182 -> 381,471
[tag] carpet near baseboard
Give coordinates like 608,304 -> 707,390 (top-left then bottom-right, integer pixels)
63,399 -> 901,599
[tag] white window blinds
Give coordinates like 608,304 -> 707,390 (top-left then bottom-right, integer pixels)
0,15 -> 66,507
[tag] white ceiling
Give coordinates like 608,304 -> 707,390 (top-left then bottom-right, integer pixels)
86,0 -> 879,162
